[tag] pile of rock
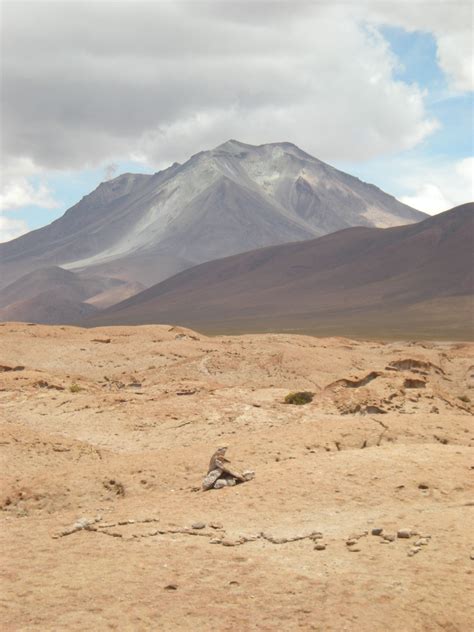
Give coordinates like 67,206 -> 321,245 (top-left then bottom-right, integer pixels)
202,447 -> 255,491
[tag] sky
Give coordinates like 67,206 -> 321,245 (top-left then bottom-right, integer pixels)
0,0 -> 473,242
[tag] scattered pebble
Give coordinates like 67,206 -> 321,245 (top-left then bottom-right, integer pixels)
371,528 -> 383,536
348,547 -> 361,552
191,522 -> 206,530
408,547 -> 421,557
383,534 -> 396,542
418,483 -> 429,490
397,529 -> 412,539
314,543 -> 326,551
415,538 -> 429,546
209,522 -> 223,529
346,539 -> 357,546
164,584 -> 178,590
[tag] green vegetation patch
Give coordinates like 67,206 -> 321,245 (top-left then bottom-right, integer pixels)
284,391 -> 314,405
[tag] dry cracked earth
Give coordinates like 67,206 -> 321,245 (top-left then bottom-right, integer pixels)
0,323 -> 473,631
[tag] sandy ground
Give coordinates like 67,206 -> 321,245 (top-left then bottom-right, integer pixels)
1,322 -> 473,631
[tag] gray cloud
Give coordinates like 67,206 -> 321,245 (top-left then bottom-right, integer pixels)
0,0 -> 469,179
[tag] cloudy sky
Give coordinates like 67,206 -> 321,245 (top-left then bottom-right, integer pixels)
0,0 -> 472,241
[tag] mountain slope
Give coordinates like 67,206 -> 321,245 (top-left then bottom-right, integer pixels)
0,266 -> 142,323
88,203 -> 474,339
0,291 -> 99,325
0,140 -> 425,290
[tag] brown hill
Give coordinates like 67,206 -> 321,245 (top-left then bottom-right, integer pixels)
88,203 -> 474,339
0,290 -> 99,325
0,266 -> 142,324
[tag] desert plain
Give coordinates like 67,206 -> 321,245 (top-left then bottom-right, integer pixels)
0,322 -> 473,631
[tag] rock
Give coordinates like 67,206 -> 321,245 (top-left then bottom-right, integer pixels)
408,547 -> 421,557
348,547 -> 361,552
164,584 -> 178,590
209,522 -> 223,529
242,470 -> 255,481
214,478 -> 237,489
415,538 -> 429,546
314,543 -> 326,551
371,528 -> 383,536
191,522 -> 206,530
346,539 -> 357,546
418,483 -> 429,490
397,529 -> 412,539
202,468 -> 222,491
383,533 -> 396,542
470,553 -> 474,560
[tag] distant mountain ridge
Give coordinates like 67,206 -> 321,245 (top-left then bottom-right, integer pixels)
0,266 -> 145,324
0,140 -> 425,294
87,204 -> 474,340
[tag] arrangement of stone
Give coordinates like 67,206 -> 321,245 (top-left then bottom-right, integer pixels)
202,447 -> 255,491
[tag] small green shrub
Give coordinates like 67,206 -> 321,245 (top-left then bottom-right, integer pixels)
69,383 -> 82,393
284,391 -> 314,405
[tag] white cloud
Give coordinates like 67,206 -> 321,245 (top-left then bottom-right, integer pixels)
0,178 -> 59,212
400,156 -> 474,213
0,216 -> 30,243
365,0 -> 474,92
1,1 -> 439,176
1,0 -> 470,223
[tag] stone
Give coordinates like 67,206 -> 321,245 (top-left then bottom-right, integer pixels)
209,522 -> 223,529
314,543 -> 326,551
371,528 -> 383,536
346,539 -> 357,546
202,468 -> 222,491
408,547 -> 421,557
348,547 -> 361,552
383,533 -> 396,542
415,538 -> 429,546
164,584 -> 178,590
214,478 -> 236,489
191,522 -> 206,530
397,529 -> 412,539
418,482 -> 429,490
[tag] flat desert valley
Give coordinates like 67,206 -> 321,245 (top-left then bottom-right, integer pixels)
1,322 -> 473,631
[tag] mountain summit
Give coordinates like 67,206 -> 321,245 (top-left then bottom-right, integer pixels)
0,140 -> 425,291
